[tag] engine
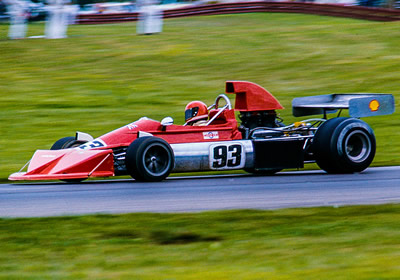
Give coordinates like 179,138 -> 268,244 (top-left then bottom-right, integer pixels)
239,110 -> 280,130
225,81 -> 285,136
238,110 -> 285,139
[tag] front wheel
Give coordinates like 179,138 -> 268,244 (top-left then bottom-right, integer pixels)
51,136 -> 86,150
245,168 -> 281,175
312,117 -> 376,173
125,137 -> 174,182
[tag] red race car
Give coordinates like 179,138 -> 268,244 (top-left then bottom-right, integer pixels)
9,81 -> 395,182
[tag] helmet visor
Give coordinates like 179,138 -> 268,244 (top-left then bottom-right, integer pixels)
185,107 -> 199,121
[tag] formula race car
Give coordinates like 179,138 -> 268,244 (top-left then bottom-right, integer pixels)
9,81 -> 395,182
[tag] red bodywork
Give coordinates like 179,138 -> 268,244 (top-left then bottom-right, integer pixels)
226,81 -> 284,111
10,149 -> 114,181
9,81 -> 282,181
99,109 -> 242,149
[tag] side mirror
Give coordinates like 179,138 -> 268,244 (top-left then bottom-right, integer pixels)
161,117 -> 174,131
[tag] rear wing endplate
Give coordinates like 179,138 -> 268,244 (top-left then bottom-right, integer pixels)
292,94 -> 395,118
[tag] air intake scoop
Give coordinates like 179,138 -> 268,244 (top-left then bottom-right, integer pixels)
225,81 -> 284,112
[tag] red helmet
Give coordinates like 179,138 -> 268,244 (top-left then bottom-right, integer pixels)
185,101 -> 208,123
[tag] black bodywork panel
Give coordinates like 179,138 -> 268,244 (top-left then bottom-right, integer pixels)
253,138 -> 305,170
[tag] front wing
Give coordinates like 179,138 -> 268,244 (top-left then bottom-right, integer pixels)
9,149 -> 114,181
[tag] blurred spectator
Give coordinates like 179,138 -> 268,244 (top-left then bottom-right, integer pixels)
137,0 -> 163,35
45,0 -> 75,38
3,0 -> 30,39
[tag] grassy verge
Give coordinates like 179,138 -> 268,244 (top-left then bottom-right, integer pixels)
1,205 -> 400,279
1,14 -> 400,181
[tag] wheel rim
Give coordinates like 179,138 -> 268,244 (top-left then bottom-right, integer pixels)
142,143 -> 171,176
344,130 -> 371,163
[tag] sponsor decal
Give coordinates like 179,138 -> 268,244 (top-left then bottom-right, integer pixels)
78,139 -> 107,150
369,99 -> 380,112
203,131 -> 219,140
41,154 -> 56,158
209,143 -> 245,170
127,123 -> 138,130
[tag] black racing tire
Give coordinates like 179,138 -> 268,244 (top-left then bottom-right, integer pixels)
50,136 -> 86,150
125,136 -> 174,182
313,117 -> 376,174
50,136 -> 88,183
244,168 -> 281,175
62,178 -> 86,184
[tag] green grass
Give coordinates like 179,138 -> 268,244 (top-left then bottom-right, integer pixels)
1,13 -> 400,180
1,205 -> 400,279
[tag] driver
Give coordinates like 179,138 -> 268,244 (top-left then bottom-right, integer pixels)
184,101 -> 208,126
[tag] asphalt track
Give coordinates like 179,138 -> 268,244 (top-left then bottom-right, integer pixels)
1,166 -> 400,217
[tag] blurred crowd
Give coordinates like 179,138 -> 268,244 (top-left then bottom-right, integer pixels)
0,0 -> 79,39
0,0 -> 397,40
0,0 -> 165,39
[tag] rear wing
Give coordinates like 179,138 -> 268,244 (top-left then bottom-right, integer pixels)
292,94 -> 395,118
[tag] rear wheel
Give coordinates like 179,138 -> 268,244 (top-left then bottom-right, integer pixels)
125,136 -> 174,182
313,117 -> 376,173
